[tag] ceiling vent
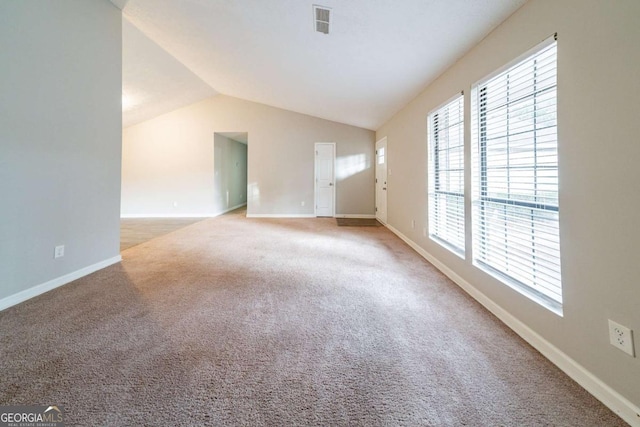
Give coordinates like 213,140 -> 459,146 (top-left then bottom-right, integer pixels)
313,5 -> 331,35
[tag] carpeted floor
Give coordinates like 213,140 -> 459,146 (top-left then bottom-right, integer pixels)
120,217 -> 208,251
0,211 -> 626,426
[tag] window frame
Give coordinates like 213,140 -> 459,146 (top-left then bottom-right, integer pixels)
470,34 -> 562,314
427,92 -> 465,256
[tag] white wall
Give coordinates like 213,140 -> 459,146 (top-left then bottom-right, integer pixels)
213,134 -> 247,213
376,0 -> 640,419
122,95 -> 375,217
0,1 -> 122,304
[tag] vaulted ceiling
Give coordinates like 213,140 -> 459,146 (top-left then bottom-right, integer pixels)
117,0 -> 527,130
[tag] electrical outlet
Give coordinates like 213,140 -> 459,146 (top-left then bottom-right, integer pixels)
608,319 -> 635,357
423,227 -> 427,237
54,245 -> 65,259
411,219 -> 415,229
301,201 -> 305,206
173,201 -> 178,207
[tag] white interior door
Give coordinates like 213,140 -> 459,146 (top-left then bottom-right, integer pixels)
375,137 -> 388,224
315,143 -> 335,217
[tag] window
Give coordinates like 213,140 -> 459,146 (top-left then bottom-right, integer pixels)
428,94 -> 465,255
471,35 -> 561,311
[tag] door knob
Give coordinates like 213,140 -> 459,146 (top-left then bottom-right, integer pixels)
329,182 -> 333,186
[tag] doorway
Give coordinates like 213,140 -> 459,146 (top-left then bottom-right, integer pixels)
214,132 -> 248,215
375,137 -> 387,224
315,142 -> 335,217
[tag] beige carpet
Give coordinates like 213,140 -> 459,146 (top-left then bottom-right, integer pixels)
0,212 -> 626,426
120,217 -> 208,251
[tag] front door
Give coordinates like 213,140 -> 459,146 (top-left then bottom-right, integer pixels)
375,137 -> 388,224
315,143 -> 335,217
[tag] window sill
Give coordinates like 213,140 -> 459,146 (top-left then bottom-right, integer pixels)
473,260 -> 563,317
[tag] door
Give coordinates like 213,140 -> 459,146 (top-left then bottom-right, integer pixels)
375,137 -> 388,224
315,142 -> 335,217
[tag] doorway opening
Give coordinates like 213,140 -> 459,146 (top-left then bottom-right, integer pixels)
214,132 -> 248,216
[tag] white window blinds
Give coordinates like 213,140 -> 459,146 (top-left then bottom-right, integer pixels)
428,94 -> 465,255
471,36 -> 562,309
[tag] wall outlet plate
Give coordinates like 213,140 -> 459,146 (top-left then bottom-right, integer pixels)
54,245 -> 65,259
608,319 -> 635,357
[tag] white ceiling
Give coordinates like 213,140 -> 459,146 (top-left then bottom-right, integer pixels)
122,18 -> 217,128
121,0 -> 527,130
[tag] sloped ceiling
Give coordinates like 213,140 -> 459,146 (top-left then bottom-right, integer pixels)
122,0 -> 527,130
122,18 -> 217,127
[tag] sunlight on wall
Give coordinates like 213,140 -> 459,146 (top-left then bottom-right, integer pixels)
336,154 -> 370,180
122,91 -> 140,112
248,182 -> 260,207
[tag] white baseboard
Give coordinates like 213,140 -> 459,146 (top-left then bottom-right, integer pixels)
335,214 -> 377,219
0,255 -> 122,312
121,213 -> 214,218
246,214 -> 316,218
121,203 -> 247,219
385,223 -> 640,427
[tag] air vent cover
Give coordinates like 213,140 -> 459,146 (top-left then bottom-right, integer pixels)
313,5 -> 331,34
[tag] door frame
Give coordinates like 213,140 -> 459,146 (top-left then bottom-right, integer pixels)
314,142 -> 336,217
375,137 -> 388,224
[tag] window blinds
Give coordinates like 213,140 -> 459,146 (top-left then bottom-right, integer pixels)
428,94 -> 465,255
471,37 -> 561,307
